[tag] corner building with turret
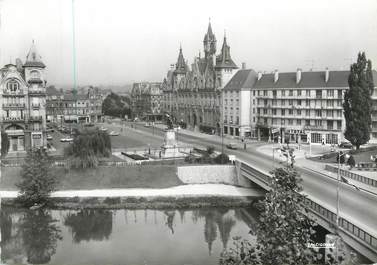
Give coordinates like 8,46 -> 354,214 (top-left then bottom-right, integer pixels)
161,21 -> 238,134
0,42 -> 47,153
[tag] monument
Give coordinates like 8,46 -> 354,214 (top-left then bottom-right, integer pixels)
159,114 -> 187,158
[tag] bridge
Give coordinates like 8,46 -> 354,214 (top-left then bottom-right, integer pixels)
236,159 -> 377,262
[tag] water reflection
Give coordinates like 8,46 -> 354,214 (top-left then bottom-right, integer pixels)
21,210 -> 62,264
64,209 -> 112,243
2,207 -> 255,265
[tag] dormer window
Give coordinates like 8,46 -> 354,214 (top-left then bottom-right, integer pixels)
7,80 -> 19,92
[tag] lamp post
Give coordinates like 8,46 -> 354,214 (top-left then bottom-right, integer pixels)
336,150 -> 346,229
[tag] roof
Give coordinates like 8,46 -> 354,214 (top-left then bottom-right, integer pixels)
254,70 -> 351,89
215,36 -> 238,69
223,69 -> 257,91
174,46 -> 188,74
23,41 -> 46,68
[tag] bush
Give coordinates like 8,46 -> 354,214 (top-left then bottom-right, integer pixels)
214,153 -> 230,164
347,155 -> 356,168
206,145 -> 215,155
336,151 -> 345,164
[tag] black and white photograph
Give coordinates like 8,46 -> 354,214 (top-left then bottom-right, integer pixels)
0,0 -> 377,264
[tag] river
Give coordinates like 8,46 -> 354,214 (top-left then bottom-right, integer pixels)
0,205 -> 371,265
1,206 -> 258,265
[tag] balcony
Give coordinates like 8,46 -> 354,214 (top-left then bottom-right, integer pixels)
29,115 -> 43,122
28,90 -> 46,96
2,103 -> 26,109
31,103 -> 41,109
27,78 -> 43,84
1,116 -> 25,122
2,90 -> 25,96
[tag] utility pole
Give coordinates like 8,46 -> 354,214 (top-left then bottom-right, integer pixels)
71,0 -> 78,126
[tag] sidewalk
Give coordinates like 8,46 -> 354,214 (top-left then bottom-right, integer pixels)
257,143 -> 377,194
0,184 -> 265,198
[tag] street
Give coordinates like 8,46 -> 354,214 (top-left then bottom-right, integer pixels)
103,121 -> 377,237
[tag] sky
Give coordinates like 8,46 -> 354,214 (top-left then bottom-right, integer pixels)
0,0 -> 376,87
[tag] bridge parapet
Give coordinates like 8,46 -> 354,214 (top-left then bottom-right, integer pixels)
237,159 -> 377,260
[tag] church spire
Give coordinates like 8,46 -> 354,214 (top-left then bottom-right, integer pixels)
174,45 -> 187,74
203,19 -> 216,58
215,32 -> 237,70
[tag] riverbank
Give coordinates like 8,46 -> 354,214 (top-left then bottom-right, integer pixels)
0,184 -> 265,209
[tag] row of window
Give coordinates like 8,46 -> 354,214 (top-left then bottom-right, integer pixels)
258,118 -> 342,129
254,89 -> 343,98
258,98 -> 342,107
257,108 -> 342,117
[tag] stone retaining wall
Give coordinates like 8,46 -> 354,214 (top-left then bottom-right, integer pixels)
177,165 -> 253,188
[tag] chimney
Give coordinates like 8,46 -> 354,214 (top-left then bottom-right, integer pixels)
325,67 -> 329,83
257,71 -> 262,81
296,68 -> 302,84
274,70 -> 279,83
242,62 -> 246,70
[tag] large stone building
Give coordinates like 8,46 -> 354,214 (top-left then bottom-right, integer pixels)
46,86 -> 103,124
0,42 -> 47,153
223,68 -> 377,144
161,22 -> 238,134
131,82 -> 163,121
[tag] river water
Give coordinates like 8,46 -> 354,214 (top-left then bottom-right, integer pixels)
0,206 -> 371,265
1,207 -> 258,265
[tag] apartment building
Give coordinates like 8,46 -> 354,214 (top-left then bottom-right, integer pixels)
254,68 -> 377,144
222,69 -> 257,138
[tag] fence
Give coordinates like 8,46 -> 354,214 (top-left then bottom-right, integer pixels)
356,162 -> 377,171
325,165 -> 377,187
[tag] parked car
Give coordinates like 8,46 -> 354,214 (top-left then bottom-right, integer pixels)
47,134 -> 53,140
109,131 -> 120,136
226,143 -> 238,150
100,127 -> 108,131
339,142 -> 353,149
144,122 -> 152,127
60,138 -> 73,143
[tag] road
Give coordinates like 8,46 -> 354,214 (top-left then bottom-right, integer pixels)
103,121 -> 377,237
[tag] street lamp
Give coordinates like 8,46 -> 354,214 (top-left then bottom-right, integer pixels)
336,150 -> 346,229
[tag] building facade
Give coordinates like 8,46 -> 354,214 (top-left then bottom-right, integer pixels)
46,86 -> 103,124
0,42 -> 47,152
222,69 -> 256,138
131,82 -> 163,120
223,67 -> 377,145
161,22 -> 238,134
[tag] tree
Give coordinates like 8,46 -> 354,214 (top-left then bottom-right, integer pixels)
343,52 -> 374,149
20,209 -> 62,264
64,128 -> 111,168
16,148 -> 58,207
1,130 -> 10,157
102,92 -> 131,118
220,167 -> 317,265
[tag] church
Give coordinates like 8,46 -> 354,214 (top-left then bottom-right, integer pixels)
0,41 -> 47,153
161,21 -> 238,134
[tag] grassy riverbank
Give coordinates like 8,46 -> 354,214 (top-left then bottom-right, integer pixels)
2,195 -> 258,210
1,165 -> 181,190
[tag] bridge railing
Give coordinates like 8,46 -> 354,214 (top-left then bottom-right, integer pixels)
238,160 -> 377,253
304,198 -> 377,251
325,164 -> 377,187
